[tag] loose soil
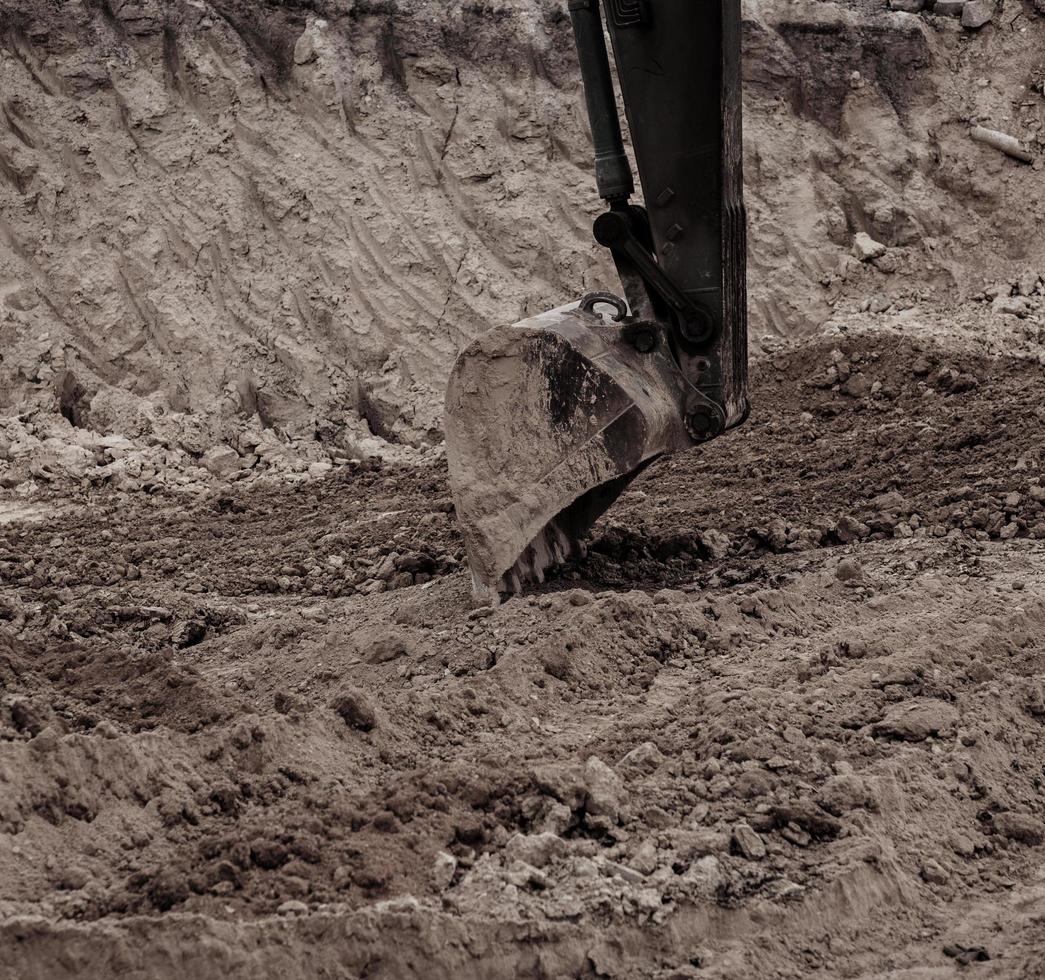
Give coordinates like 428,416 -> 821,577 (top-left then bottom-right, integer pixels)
4,325 -> 1045,978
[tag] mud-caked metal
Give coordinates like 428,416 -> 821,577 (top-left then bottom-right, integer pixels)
445,0 -> 749,596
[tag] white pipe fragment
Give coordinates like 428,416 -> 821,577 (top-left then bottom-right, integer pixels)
970,126 -> 1034,164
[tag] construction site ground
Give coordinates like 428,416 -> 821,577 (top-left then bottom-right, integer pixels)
4,0 -> 1045,977
4,317 -> 1045,978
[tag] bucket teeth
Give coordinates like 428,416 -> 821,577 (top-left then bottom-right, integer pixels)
493,520 -> 586,595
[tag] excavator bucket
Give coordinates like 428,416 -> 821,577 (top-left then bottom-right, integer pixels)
446,1 -> 748,596
445,302 -> 692,595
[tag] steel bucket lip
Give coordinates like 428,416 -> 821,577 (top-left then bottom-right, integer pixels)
445,303 -> 691,594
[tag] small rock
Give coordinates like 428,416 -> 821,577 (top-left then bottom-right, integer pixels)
354,625 -> 415,664
535,801 -> 573,836
816,774 -> 875,816
770,802 -> 843,840
372,554 -> 397,582
598,858 -> 644,885
199,445 -> 241,477
961,0 -> 995,28
56,866 -> 91,890
873,700 -> 959,742
670,828 -> 731,860
836,515 -> 870,543
912,355 -> 934,377
1017,271 -> 1039,297
28,727 -> 60,755
250,839 -> 288,870
395,552 -> 436,574
505,832 -> 567,869
943,945 -> 990,966
731,822 -> 767,861
172,620 -> 207,648
685,855 -> 725,898
840,372 -> 872,399
952,833 -> 976,858
853,232 -> 887,262
331,689 -> 377,731
889,0 -> 925,10
619,741 -> 666,776
700,529 -> 732,560
629,839 -> 660,875
293,31 -> 317,65
10,698 -> 48,736
934,0 -> 967,15
873,252 -> 900,275
276,899 -> 309,915
431,852 -> 457,890
584,757 -> 627,823
733,770 -> 772,799
835,557 -> 864,582
992,811 -> 1044,846
993,295 -> 1033,319
868,293 -> 892,314
921,859 -> 949,885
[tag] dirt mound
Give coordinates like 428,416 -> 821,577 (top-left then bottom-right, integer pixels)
3,326 -> 1045,977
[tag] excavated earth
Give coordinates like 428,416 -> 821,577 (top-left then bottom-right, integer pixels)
4,323 -> 1045,978
4,0 -> 1045,978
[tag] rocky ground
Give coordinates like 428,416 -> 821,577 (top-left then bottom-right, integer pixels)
4,0 -> 1045,978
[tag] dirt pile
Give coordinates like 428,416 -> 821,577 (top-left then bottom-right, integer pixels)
3,324 -> 1045,977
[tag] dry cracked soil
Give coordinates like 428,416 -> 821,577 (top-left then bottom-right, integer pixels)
4,0 -> 1045,978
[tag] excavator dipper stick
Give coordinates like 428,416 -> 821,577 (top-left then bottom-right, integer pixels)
445,1 -> 748,596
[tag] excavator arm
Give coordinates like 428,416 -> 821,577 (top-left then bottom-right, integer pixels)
445,0 -> 748,596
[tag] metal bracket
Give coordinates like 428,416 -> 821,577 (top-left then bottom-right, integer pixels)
593,209 -> 715,345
